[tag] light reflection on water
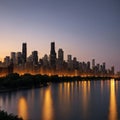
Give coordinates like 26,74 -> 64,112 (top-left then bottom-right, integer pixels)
108,79 -> 118,120
81,81 -> 90,119
42,87 -> 54,120
0,80 -> 119,120
18,97 -> 28,120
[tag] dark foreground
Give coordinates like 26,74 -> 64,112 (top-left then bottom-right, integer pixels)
0,110 -> 23,120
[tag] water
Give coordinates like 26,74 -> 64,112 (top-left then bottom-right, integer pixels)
0,79 -> 120,120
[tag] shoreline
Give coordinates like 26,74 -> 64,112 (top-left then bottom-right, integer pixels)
0,85 -> 48,93
0,83 -> 48,93
0,73 -> 119,93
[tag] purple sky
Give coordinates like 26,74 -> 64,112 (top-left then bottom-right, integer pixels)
0,0 -> 120,71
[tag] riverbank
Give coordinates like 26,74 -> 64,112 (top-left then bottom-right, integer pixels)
0,84 -> 48,93
0,73 -> 48,93
0,73 -> 119,93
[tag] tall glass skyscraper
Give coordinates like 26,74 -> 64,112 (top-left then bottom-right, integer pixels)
32,51 -> 38,65
22,43 -> 27,63
50,42 -> 56,69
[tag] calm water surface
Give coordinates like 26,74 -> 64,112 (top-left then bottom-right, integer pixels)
0,79 -> 120,120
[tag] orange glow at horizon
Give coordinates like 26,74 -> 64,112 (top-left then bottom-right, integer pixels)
108,79 -> 118,120
18,97 -> 28,120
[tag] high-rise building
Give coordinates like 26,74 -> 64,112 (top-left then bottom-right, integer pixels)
58,48 -> 64,61
92,59 -> 95,69
50,42 -> 56,69
22,43 -> 27,63
73,57 -> 78,69
81,62 -> 87,72
27,55 -> 33,64
42,54 -> 49,68
111,66 -> 114,75
87,61 -> 91,70
67,54 -> 73,70
32,51 -> 38,65
4,56 -> 10,66
16,52 -> 22,65
67,55 -> 72,62
11,52 -> 16,64
102,62 -> 106,71
57,48 -> 64,70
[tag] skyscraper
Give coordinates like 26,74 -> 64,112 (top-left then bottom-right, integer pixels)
102,62 -> 106,71
50,42 -> 56,69
22,43 -> 27,64
92,59 -> 95,69
42,54 -> 49,69
58,48 -> 64,61
67,55 -> 72,63
11,52 -> 16,64
32,51 -> 38,65
16,52 -> 22,65
57,48 -> 64,70
73,57 -> 78,69
111,66 -> 114,75
4,56 -> 10,66
67,54 -> 73,70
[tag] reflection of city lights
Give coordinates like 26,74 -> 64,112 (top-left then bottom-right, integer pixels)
82,81 -> 87,113
82,81 -> 90,119
18,97 -> 28,120
42,88 -> 54,120
88,81 -> 90,93
108,79 -> 118,120
101,80 -> 104,93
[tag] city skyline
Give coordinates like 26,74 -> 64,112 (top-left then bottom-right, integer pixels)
0,42 -> 115,77
0,42 -> 119,73
0,41 -> 118,73
0,0 -> 120,71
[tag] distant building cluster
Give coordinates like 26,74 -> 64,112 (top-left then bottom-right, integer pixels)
0,42 -> 115,77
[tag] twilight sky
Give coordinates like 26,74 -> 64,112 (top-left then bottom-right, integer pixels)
0,0 -> 120,71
